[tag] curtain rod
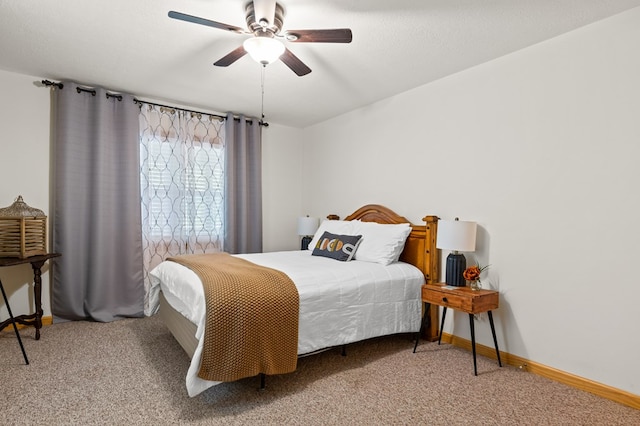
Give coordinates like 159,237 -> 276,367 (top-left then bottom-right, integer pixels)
40,79 -> 267,126
42,79 -> 63,89
135,99 -> 267,127
132,98 -> 225,122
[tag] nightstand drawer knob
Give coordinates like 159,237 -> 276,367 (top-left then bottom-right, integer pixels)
442,297 -> 448,303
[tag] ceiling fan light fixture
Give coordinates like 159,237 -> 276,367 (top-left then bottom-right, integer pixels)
243,36 -> 285,65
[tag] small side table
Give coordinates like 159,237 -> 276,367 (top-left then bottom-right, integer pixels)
0,277 -> 29,364
413,283 -> 502,375
0,253 -> 61,340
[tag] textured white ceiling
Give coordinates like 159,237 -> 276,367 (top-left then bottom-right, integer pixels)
1,0 -> 639,127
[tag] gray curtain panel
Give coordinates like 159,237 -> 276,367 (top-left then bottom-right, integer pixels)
52,82 -> 144,321
224,113 -> 263,254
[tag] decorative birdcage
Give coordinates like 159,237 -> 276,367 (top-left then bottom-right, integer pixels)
0,195 -> 47,258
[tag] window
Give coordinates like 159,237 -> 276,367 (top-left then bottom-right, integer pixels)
143,134 -> 224,244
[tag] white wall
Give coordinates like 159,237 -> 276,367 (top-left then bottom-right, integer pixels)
0,70 -> 53,322
301,8 -> 640,395
261,123 -> 304,252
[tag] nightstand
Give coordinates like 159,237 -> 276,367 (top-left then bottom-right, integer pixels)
413,283 -> 502,375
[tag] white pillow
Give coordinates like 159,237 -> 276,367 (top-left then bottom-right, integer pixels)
307,220 -> 359,251
353,222 -> 412,265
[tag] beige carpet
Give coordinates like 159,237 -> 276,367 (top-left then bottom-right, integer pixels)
1,316 -> 638,425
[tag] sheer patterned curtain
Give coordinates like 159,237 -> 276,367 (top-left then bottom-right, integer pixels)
139,104 -> 225,314
52,82 -> 144,322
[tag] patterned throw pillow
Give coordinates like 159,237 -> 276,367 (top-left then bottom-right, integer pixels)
311,231 -> 363,262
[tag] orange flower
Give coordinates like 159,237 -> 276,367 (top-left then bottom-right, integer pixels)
463,264 -> 489,281
463,266 -> 481,281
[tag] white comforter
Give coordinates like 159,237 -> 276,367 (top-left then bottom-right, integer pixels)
148,250 -> 424,397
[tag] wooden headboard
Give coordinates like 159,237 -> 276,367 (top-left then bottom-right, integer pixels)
340,204 -> 440,285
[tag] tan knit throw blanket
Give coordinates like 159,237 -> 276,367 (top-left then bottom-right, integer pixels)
168,253 -> 299,382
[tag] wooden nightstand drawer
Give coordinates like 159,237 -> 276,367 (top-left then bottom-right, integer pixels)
421,284 -> 499,314
422,288 -> 468,310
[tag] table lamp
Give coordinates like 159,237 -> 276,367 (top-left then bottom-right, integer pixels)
298,216 -> 319,250
436,218 -> 477,286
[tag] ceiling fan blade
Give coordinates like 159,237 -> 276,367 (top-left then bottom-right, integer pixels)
213,46 -> 248,67
285,29 -> 353,43
252,0 -> 277,26
280,48 -> 311,76
168,11 -> 246,34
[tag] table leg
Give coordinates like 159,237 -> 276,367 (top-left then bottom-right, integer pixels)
469,313 -> 477,376
30,260 -> 46,340
437,307 -> 447,345
487,310 -> 502,367
0,279 -> 29,365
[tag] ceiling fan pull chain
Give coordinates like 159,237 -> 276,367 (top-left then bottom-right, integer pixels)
260,64 -> 268,126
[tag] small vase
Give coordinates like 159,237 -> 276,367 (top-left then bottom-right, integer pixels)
469,280 -> 481,291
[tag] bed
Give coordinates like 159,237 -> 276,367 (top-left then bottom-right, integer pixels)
148,204 -> 440,397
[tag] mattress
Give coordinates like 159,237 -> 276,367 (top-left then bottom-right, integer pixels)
148,250 -> 425,396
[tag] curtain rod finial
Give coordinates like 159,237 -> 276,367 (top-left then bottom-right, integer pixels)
40,79 -> 63,89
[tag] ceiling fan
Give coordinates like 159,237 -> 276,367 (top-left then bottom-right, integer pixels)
168,0 -> 352,76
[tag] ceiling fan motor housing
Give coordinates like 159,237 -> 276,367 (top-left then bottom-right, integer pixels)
245,1 -> 285,36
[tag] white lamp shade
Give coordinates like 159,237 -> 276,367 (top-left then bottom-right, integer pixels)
297,216 -> 319,236
243,37 -> 285,64
436,219 -> 477,252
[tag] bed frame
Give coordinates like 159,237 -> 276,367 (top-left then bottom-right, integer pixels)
158,204 -> 441,362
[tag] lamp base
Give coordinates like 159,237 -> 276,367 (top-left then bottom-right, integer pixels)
445,252 -> 467,287
301,236 -> 312,251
